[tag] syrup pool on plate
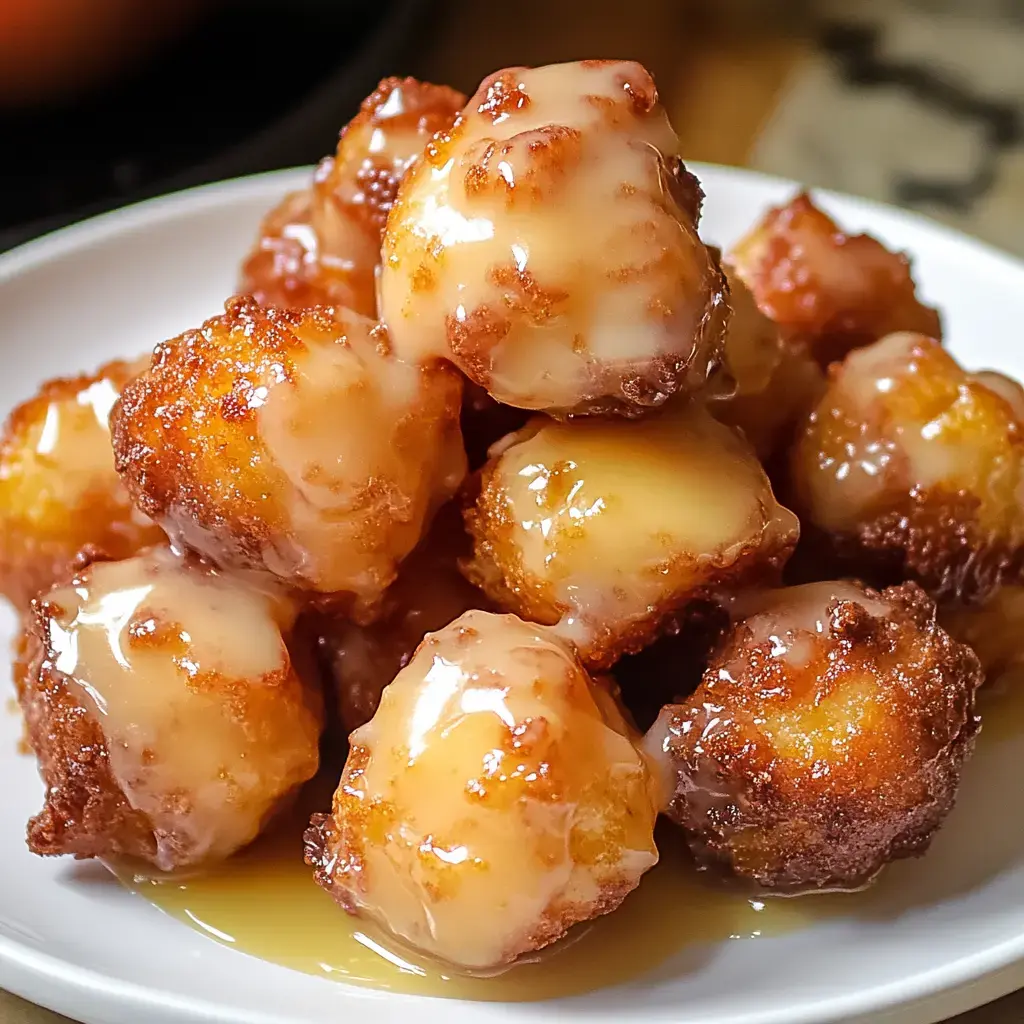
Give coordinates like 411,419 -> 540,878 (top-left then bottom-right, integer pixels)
114,818 -> 813,1002
113,681 -> 1024,1002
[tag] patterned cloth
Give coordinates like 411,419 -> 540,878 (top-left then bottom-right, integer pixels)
752,0 -> 1024,255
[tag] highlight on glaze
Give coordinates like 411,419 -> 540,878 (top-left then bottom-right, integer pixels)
379,60 -> 729,415
463,404 -> 799,667
0,356 -> 164,608
17,547 -> 323,872
305,609 -> 659,971
790,331 -> 1024,603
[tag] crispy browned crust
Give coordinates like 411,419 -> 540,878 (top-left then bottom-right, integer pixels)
790,335 -> 1024,602
16,554 -> 159,861
0,359 -> 164,609
462,126 -> 583,208
837,487 -> 1024,605
518,875 -> 639,959
659,582 -> 982,892
304,743 -> 370,916
787,336 -> 1024,605
239,190 -> 371,315
19,546 -> 323,868
111,297 -> 301,574
574,527 -> 798,671
728,192 -> 942,367
391,67 -> 732,418
0,491 -> 158,612
460,458 -> 564,630
579,228 -> 729,417
305,705 -> 650,965
240,78 -> 465,315
666,157 -> 705,224
113,296 -> 466,601
612,601 -> 731,732
336,77 -> 467,235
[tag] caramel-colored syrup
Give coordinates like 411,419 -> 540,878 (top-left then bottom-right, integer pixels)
114,680 -> 1024,1002
116,820 -> 813,1001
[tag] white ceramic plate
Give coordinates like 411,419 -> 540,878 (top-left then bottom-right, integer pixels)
0,166 -> 1022,1024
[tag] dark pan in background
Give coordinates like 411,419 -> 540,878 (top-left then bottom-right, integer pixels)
0,0 -> 432,252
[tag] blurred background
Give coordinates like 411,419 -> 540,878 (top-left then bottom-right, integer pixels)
1,0 -> 1022,253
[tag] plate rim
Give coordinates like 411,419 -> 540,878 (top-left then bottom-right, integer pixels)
1,164 -> 1023,1024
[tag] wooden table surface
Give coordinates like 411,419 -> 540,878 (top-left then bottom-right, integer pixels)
3,1 -> 1022,1021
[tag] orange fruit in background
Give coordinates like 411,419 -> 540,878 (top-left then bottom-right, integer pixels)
0,0 -> 209,106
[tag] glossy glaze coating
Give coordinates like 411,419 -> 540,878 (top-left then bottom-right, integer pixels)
17,547 -> 322,871
646,581 -> 982,892
112,298 -> 467,608
0,357 -> 164,608
727,192 -> 941,367
305,609 -> 659,971
463,405 -> 799,667
380,60 -> 729,415
790,332 -> 1024,603
241,78 -> 465,315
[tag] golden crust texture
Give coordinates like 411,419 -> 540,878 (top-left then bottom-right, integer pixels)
305,609 -> 659,971
111,297 -> 467,607
727,192 -> 942,367
17,547 -> 322,871
240,77 -> 465,315
0,358 -> 164,608
379,60 -> 729,416
646,581 -> 982,892
789,332 -> 1024,604
462,406 -> 799,668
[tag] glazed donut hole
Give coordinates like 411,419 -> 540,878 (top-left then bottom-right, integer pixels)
645,580 -> 983,893
379,59 -> 729,416
111,298 -> 467,611
789,331 -> 1024,604
726,191 -> 941,368
305,609 -> 659,972
17,546 -> 323,872
240,77 -> 465,315
462,403 -> 800,668
0,356 -> 164,609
